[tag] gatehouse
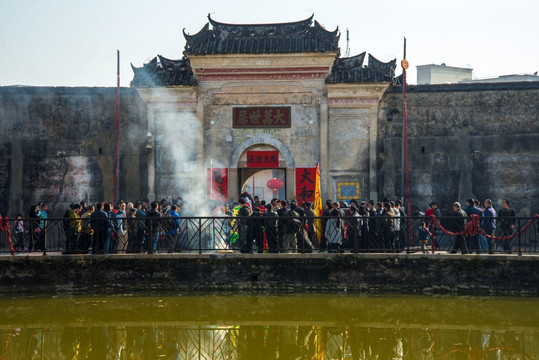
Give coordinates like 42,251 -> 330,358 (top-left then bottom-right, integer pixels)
131,15 -> 395,203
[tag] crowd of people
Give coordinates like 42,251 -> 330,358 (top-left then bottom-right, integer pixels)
0,194 -> 522,255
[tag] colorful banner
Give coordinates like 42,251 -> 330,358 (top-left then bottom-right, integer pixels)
207,168 -> 228,201
295,167 -> 316,206
246,151 -> 279,168
233,107 -> 291,128
314,163 -> 323,246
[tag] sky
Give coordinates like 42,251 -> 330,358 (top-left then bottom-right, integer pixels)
0,0 -> 538,87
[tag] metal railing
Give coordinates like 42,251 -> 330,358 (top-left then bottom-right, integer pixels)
1,215 -> 538,255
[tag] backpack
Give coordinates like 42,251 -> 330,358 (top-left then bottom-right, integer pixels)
287,211 -> 302,233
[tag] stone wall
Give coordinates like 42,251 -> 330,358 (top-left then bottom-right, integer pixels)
0,254 -> 537,296
0,87 -> 148,216
378,82 -> 539,215
1,81 -> 538,217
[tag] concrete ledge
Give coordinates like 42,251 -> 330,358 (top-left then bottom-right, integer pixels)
0,253 -> 537,297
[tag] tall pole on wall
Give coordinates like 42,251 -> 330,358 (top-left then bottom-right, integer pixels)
401,38 -> 413,245
401,39 -> 406,200
114,50 -> 120,204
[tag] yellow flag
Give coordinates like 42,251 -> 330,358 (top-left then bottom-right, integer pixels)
314,163 -> 323,246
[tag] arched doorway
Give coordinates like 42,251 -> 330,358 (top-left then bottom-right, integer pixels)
241,169 -> 286,202
229,135 -> 295,201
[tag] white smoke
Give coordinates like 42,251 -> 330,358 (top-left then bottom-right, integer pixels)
149,89 -> 226,215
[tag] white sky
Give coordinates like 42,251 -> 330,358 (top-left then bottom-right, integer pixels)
0,0 -> 537,87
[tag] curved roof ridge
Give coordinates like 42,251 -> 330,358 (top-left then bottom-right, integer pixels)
183,23 -> 211,42
368,53 -> 396,67
313,20 -> 339,36
183,15 -> 340,55
207,13 -> 314,30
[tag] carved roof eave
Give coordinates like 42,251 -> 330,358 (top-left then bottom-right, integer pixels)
368,53 -> 397,70
207,13 -> 315,36
157,55 -> 191,70
334,51 -> 366,69
312,20 -> 340,45
130,56 -> 198,88
183,23 -> 212,45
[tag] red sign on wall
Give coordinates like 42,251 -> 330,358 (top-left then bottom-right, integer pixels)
233,107 -> 291,128
295,167 -> 316,206
246,151 -> 279,168
207,168 -> 228,201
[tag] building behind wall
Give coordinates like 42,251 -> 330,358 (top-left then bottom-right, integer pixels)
417,63 -> 473,84
131,14 -> 397,204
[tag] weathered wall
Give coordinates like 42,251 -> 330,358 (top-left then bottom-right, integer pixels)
378,82 -> 539,215
1,81 -> 539,217
327,83 -> 389,200
0,254 -> 537,296
0,87 -> 148,216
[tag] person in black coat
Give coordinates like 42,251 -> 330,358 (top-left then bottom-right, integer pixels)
237,197 -> 251,253
89,203 -> 109,254
145,201 -> 161,254
28,204 -> 42,251
247,207 -> 264,253
263,204 -> 279,253
276,200 -> 289,252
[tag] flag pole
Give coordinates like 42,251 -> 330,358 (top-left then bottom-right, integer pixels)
114,49 -> 120,204
401,38 -> 413,247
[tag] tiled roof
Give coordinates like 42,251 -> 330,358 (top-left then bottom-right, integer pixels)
130,56 -> 197,87
326,53 -> 397,84
183,14 -> 339,55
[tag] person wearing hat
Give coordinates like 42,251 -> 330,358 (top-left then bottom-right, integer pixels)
449,202 -> 468,254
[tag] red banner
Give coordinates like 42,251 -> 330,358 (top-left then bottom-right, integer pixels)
295,167 -> 316,206
207,168 -> 228,201
233,107 -> 291,128
246,151 -> 279,168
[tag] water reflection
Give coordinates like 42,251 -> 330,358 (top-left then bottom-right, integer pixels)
0,295 -> 537,359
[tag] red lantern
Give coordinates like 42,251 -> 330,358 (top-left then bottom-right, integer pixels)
267,178 -> 284,191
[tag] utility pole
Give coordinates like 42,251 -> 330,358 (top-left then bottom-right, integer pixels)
114,50 -> 120,204
401,38 -> 413,246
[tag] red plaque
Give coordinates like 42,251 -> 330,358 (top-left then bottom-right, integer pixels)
233,107 -> 291,128
246,151 -> 279,168
295,167 -> 316,206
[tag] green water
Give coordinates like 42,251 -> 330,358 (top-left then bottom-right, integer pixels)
0,295 -> 537,359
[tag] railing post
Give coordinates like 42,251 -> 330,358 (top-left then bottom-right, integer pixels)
150,220 -> 153,254
518,218 -> 522,256
354,218 -> 358,254
406,217 -> 410,254
198,218 -> 202,254
250,217 -> 253,254
42,222 -> 47,256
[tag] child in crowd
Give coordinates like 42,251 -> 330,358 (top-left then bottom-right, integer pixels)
416,220 -> 431,253
14,214 -> 27,251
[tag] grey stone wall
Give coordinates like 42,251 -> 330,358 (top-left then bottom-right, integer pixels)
1,81 -> 538,217
0,254 -> 537,296
0,87 -> 148,216
378,82 -> 539,215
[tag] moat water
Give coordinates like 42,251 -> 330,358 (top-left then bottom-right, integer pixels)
0,294 -> 537,359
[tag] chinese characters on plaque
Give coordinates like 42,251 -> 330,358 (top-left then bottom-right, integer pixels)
295,167 -> 316,206
233,107 -> 291,128
246,151 -> 279,168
